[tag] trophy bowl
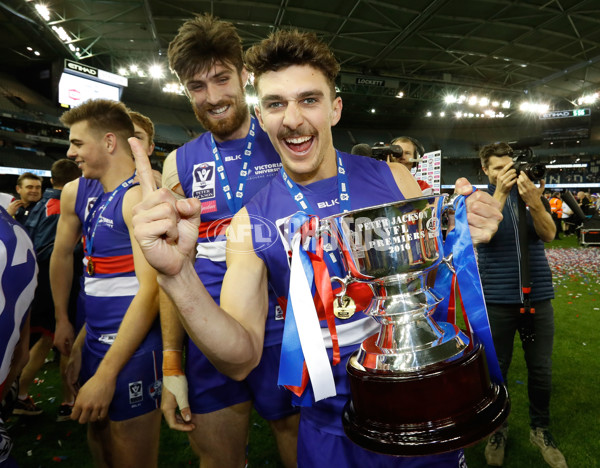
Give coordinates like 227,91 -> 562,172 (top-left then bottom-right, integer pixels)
322,194 -> 509,456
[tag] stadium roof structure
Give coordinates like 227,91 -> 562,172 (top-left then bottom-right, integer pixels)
1,0 -> 599,126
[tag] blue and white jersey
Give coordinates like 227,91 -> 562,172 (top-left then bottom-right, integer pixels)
176,123 -> 285,345
0,207 -> 37,396
75,177 -> 160,355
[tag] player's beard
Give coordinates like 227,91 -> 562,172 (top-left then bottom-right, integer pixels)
193,93 -> 249,140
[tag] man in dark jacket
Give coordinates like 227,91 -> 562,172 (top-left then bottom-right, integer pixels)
477,142 -> 567,468
14,159 -> 81,419
7,172 -> 42,225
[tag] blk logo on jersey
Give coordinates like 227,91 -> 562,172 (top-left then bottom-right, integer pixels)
128,381 -> 143,404
98,333 -> 117,345
317,198 -> 339,209
192,162 -> 216,200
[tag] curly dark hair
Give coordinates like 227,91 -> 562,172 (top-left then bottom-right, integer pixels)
245,29 -> 340,98
479,142 -> 513,169
168,14 -> 244,84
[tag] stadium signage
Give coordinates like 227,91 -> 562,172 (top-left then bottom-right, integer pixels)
540,108 -> 590,120
65,59 -> 98,77
356,77 -> 385,87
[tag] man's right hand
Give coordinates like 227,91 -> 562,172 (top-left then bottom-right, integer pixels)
495,161 -> 518,195
129,137 -> 202,277
6,199 -> 23,217
162,375 -> 195,432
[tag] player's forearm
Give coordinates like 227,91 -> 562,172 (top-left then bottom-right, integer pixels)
50,250 -> 75,321
158,261 -> 260,380
94,285 -> 160,380
530,205 -> 556,242
160,288 -> 186,350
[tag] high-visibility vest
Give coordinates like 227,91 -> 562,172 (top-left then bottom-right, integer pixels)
549,197 -> 563,218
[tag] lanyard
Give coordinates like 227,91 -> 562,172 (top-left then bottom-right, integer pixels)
280,150 -> 351,215
84,174 -> 136,259
210,116 -> 256,214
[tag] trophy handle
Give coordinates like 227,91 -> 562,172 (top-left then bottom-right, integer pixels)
330,274 -> 356,299
442,192 -> 461,213
442,252 -> 456,274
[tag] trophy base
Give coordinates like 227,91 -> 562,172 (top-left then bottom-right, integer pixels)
343,341 -> 510,456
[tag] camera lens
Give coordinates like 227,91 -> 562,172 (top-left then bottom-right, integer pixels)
525,163 -> 546,182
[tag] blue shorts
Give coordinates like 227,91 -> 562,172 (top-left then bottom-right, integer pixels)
298,416 -> 467,468
80,342 -> 162,421
186,340 -> 298,421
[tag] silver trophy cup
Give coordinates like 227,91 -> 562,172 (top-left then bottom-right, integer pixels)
321,194 -> 509,456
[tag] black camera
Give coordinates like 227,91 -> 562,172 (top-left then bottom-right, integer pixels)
371,142 -> 403,161
511,148 -> 546,182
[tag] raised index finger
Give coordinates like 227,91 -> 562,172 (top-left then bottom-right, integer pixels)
129,137 -> 157,197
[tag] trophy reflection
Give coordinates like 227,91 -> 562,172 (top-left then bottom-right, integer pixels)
322,195 -> 509,456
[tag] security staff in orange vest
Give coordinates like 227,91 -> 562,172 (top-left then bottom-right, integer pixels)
549,192 -> 563,240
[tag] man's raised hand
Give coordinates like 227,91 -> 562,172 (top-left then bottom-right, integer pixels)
454,177 -> 503,245
129,137 -> 202,277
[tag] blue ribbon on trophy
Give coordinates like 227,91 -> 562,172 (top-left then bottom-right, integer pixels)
432,194 -> 503,383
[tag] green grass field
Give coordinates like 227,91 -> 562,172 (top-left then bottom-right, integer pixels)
6,236 -> 599,467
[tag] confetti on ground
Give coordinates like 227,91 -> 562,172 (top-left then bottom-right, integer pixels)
546,248 -> 600,289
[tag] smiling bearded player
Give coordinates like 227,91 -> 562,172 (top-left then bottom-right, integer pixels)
158,14 -> 299,468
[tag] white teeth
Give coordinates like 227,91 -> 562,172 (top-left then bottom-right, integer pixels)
211,106 -> 228,115
286,136 -> 311,144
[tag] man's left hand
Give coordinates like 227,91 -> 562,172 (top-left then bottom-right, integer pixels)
455,177 -> 503,245
517,173 -> 545,208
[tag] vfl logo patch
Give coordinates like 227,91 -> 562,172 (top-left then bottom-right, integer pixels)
275,304 -> 284,321
128,381 -> 143,404
192,162 -> 216,200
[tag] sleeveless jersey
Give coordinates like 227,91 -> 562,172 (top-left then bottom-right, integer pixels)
245,152 -> 405,434
0,207 -> 37,396
176,123 -> 284,345
75,177 -> 161,355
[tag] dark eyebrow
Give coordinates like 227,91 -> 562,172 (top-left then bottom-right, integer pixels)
260,89 -> 325,104
70,138 -> 83,144
298,90 -> 324,99
187,69 -> 232,86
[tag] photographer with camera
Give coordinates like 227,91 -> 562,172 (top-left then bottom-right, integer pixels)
371,137 -> 432,194
477,142 -> 567,468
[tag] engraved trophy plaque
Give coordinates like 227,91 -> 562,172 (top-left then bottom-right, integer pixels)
322,194 -> 509,456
